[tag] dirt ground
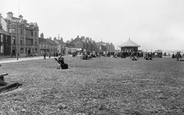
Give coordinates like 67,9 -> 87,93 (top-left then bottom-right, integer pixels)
0,56 -> 184,115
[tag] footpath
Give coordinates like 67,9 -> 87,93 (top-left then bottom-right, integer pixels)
0,56 -> 55,64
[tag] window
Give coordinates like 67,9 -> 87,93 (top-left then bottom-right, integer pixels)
26,29 -> 33,36
0,45 -> 3,53
20,48 -> 24,53
12,28 -> 15,32
26,39 -> 33,45
1,35 -> 3,42
35,48 -> 37,53
20,37 -> 23,45
20,29 -> 23,34
31,31 -> 33,36
12,36 -> 16,45
9,28 -> 11,33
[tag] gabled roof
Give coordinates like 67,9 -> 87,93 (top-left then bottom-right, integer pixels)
45,39 -> 57,45
70,37 -> 84,44
5,16 -> 20,22
119,39 -> 140,47
96,41 -> 107,46
66,43 -> 74,48
39,38 -> 50,45
11,17 -> 20,20
56,39 -> 65,44
28,22 -> 38,27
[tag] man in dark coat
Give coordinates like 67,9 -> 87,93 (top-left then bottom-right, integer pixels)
176,52 -> 181,61
43,52 -> 46,59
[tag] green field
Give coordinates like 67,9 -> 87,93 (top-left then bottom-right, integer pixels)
0,57 -> 184,115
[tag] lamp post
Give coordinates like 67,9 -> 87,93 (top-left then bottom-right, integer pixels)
10,20 -> 13,57
16,21 -> 19,60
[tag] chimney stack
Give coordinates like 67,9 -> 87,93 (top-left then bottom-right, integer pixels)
23,20 -> 27,24
19,15 -> 23,19
7,12 -> 13,17
77,35 -> 79,38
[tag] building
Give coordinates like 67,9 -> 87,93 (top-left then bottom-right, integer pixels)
39,37 -> 50,55
54,37 -> 66,54
106,43 -> 115,52
70,35 -> 85,50
0,14 -> 11,56
96,41 -> 115,52
69,35 -> 98,52
5,12 -> 39,57
96,41 -> 107,52
119,39 -> 140,52
39,37 -> 57,56
45,38 -> 57,56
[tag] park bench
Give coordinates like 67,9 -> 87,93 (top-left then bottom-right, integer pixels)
0,73 -> 8,86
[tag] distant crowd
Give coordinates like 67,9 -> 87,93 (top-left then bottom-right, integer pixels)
73,51 -> 162,61
40,50 -> 183,70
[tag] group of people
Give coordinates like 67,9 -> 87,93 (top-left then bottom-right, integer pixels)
81,51 -> 101,60
144,52 -> 153,60
44,50 -> 183,70
174,52 -> 183,61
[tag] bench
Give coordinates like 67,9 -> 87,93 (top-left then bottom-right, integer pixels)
0,72 -> 22,93
0,73 -> 8,86
0,82 -> 22,93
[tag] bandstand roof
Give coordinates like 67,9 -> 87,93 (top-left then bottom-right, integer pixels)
119,39 -> 140,47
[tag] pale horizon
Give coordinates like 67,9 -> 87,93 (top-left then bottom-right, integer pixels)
1,0 -> 184,52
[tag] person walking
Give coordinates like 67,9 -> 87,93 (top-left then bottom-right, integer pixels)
176,52 -> 181,61
43,52 -> 46,59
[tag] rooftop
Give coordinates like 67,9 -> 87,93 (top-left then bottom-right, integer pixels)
119,39 -> 140,47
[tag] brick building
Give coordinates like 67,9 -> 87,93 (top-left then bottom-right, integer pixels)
5,12 -> 39,57
54,37 -> 66,54
0,14 -> 11,55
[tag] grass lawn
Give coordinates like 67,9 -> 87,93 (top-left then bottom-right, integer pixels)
0,56 -> 184,115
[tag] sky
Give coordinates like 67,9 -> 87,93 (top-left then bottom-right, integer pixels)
1,0 -> 184,51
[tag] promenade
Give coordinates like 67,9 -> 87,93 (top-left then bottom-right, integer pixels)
0,56 -> 54,64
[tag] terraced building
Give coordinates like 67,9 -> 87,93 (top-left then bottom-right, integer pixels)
5,12 -> 39,57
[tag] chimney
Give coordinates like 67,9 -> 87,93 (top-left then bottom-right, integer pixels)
77,35 -> 79,38
19,15 -> 23,19
86,37 -> 89,40
7,12 -> 13,17
23,20 -> 27,24
61,37 -> 63,42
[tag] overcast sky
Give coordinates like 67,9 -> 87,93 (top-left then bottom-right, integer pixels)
1,0 -> 184,51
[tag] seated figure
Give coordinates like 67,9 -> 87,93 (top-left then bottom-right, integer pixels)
55,54 -> 68,69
